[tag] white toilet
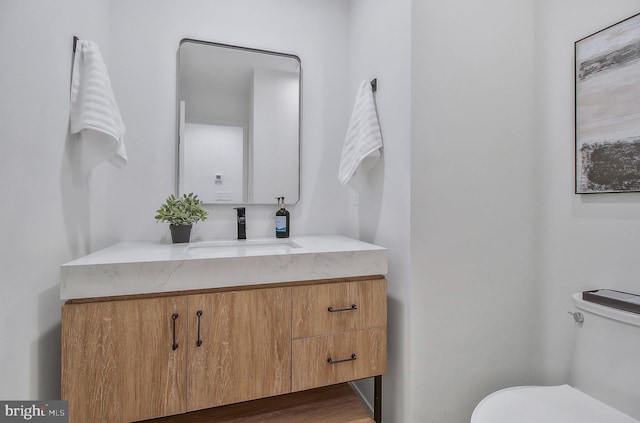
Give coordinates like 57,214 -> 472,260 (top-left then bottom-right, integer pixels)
471,292 -> 640,423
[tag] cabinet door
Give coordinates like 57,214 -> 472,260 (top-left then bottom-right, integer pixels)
61,297 -> 187,423
187,287 -> 291,411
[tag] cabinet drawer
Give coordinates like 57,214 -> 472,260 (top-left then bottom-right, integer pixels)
291,327 -> 387,392
292,278 -> 386,338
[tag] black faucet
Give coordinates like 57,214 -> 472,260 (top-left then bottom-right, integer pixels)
234,207 -> 246,240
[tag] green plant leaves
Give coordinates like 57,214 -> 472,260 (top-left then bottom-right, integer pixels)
155,193 -> 208,225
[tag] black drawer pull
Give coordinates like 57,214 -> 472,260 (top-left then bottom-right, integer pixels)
327,304 -> 358,313
196,310 -> 203,347
171,313 -> 179,351
327,353 -> 357,365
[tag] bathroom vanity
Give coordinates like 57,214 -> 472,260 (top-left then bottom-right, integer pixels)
60,235 -> 387,423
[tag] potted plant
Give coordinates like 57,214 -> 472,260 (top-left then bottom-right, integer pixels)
155,193 -> 208,243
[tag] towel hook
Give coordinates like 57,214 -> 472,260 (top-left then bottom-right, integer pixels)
73,36 -> 79,53
370,78 -> 377,93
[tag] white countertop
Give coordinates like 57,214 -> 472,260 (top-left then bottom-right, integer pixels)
60,235 -> 387,300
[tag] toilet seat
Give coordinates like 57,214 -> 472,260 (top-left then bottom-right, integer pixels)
471,385 -> 639,423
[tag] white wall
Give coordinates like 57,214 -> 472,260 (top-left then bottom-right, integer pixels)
411,2 -> 640,422
533,0 -> 640,385
251,69 -> 300,203
182,123 -> 245,203
0,0 -> 111,399
347,1 -> 412,422
411,1 -> 537,421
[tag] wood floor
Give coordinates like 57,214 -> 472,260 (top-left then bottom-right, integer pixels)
141,383 -> 373,423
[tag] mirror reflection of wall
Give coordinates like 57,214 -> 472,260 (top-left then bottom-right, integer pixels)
251,69 -> 299,203
177,39 -> 300,205
181,120 -> 246,203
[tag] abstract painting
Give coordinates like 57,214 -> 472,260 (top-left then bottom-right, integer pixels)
575,12 -> 640,193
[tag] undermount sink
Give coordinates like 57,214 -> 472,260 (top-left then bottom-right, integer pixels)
185,238 -> 302,256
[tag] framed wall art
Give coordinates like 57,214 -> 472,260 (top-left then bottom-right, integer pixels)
575,12 -> 640,193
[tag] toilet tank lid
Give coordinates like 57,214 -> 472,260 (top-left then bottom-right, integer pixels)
471,385 -> 639,423
573,293 -> 640,327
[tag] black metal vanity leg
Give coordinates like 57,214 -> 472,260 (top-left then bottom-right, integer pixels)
374,375 -> 382,423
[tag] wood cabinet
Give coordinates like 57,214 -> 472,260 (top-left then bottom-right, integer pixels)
61,277 -> 386,423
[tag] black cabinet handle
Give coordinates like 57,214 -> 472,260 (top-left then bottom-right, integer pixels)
196,310 -> 203,347
327,353 -> 357,365
328,304 -> 358,313
171,313 -> 179,351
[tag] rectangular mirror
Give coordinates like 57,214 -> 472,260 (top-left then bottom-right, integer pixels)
177,39 -> 301,204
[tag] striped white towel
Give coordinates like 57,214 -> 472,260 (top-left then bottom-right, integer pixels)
70,40 -> 127,172
338,80 -> 383,191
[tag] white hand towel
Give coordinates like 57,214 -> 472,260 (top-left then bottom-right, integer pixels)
70,40 -> 127,172
339,80 -> 383,191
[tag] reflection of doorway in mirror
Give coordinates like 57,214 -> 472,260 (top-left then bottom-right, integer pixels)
182,123 -> 245,203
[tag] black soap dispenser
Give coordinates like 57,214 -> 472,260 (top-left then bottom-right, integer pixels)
234,207 -> 246,240
275,197 -> 290,238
